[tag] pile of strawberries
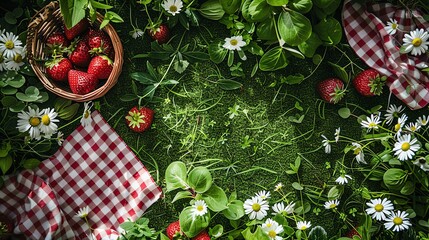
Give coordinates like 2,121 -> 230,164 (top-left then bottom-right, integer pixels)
44,18 -> 114,95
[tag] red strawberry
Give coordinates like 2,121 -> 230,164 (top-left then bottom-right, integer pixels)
352,69 -> 386,97
69,40 -> 91,67
344,226 -> 361,239
64,18 -> 89,40
193,231 -> 210,240
148,24 -> 170,44
125,106 -> 154,133
165,220 -> 182,240
317,78 -> 346,104
87,29 -> 113,55
68,69 -> 99,95
46,32 -> 70,47
45,58 -> 73,82
87,55 -> 113,79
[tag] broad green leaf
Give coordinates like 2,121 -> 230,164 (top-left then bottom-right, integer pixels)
241,226 -> 270,240
9,101 -> 25,112
248,0 -> 272,22
383,168 -> 407,191
199,0 -> 225,20
241,0 -> 253,22
400,181 -> 415,195
246,41 -> 264,56
16,92 -> 39,102
217,79 -> 242,90
329,62 -> 348,82
172,191 -> 193,202
290,0 -> 313,13
1,96 -> 18,107
0,142 -> 11,158
57,103 -> 79,120
60,0 -> 89,29
119,221 -> 135,231
227,50 -> 234,67
259,46 -> 288,71
202,185 -> 228,211
267,0 -> 289,6
220,0 -> 241,14
208,43 -> 228,64
281,74 -> 304,85
314,17 -> 342,45
327,185 -> 342,199
292,182 -> 303,190
165,161 -> 188,192
298,32 -> 322,58
222,200 -> 245,220
180,206 -> 210,237
89,0 -> 113,9
188,167 -> 213,193
308,226 -> 328,240
209,224 -> 224,238
12,7 -> 24,18
278,11 -> 311,46
315,0 -> 341,16
183,52 -> 210,61
338,107 -> 351,119
0,154 -> 13,174
146,61 -> 159,81
23,158 -> 41,169
4,12 -> 17,25
120,94 -> 138,102
6,74 -> 25,88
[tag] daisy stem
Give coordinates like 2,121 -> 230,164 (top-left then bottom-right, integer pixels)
57,115 -> 81,130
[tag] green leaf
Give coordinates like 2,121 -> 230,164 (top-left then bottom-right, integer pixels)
172,191 -> 193,203
188,167 -> 213,193
6,74 -> 25,88
314,17 -> 342,45
241,226 -> 270,240
119,221 -> 135,231
298,32 -> 322,58
290,0 -> 313,13
328,62 -> 349,82
209,224 -> 224,238
383,168 -> 407,191
281,74 -> 305,85
327,185 -> 342,199
256,18 -> 277,40
146,61 -> 159,81
222,200 -> 245,220
0,154 -> 13,174
400,181 -> 415,195
209,43 -> 228,64
183,52 -> 210,62
22,158 -> 41,169
202,185 -> 228,212
308,226 -> 328,240
9,101 -> 25,112
165,161 -> 188,192
278,10 -> 312,46
0,142 -> 11,158
4,12 -> 17,25
12,7 -> 24,18
120,94 -> 138,102
338,108 -> 351,119
292,182 -> 303,190
89,0 -> 113,9
1,96 -> 18,107
220,0 -> 241,14
267,0 -> 289,6
60,0 -> 89,29
57,103 -> 80,120
217,79 -> 242,90
180,206 -> 210,237
259,46 -> 288,71
174,59 -> 190,74
248,0 -> 272,22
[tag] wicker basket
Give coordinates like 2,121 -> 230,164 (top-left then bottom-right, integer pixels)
26,1 -> 123,102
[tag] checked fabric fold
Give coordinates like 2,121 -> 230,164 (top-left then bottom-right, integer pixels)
342,0 -> 429,110
0,111 -> 162,239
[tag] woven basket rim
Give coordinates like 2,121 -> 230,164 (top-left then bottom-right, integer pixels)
27,1 -> 124,102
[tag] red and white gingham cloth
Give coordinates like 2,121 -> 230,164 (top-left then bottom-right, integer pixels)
0,111 -> 162,239
342,0 -> 429,109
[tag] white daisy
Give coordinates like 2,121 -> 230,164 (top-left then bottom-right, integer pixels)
417,115 -> 428,127
81,101 -> 93,127
75,206 -> 90,219
274,183 -> 283,192
16,107 -> 42,140
416,62 -> 428,69
365,198 -> 394,221
334,127 -> 340,143
223,36 -> 246,51
402,28 -> 429,56
335,174 -> 352,185
352,142 -> 366,164
161,0 -> 183,16
4,46 -> 25,71
130,28 -> 144,39
262,218 -> 283,240
360,114 -> 381,132
0,31 -> 23,58
39,108 -> 59,138
243,196 -> 269,220
191,200 -> 208,217
0,52 -> 6,71
56,131 -> 64,146
393,134 -> 420,161
384,210 -> 411,232
384,104 -> 404,125
272,202 -> 295,215
405,122 -> 421,133
321,135 -> 331,154
394,114 -> 408,138
413,157 -> 429,172
256,190 -> 271,200
384,18 -> 399,35
324,199 -> 340,210
296,221 -> 311,231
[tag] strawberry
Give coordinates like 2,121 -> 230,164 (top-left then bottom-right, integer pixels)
64,18 -> 89,40
45,58 -> 73,82
46,32 -> 70,47
87,55 -> 113,79
125,106 -> 154,133
193,231 -> 210,240
344,226 -> 361,239
352,69 -> 386,97
69,40 -> 91,67
165,220 -> 182,240
148,24 -> 170,44
68,69 -> 99,95
87,29 -> 113,55
317,78 -> 346,104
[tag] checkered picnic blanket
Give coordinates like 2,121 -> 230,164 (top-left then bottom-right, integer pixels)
342,0 -> 429,109
0,111 -> 162,239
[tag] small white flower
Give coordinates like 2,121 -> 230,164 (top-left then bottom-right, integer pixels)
274,183 -> 283,192
352,142 -> 366,164
384,104 -> 404,125
417,115 -> 428,126
130,28 -> 144,39
413,157 -> 429,172
75,206 -> 90,219
39,108 -> 59,138
262,218 -> 284,240
334,127 -> 340,143
360,114 -> 381,132
256,190 -> 271,200
81,101 -> 93,127
324,199 -> 340,209
394,114 -> 408,138
296,221 -> 311,231
272,202 -> 295,215
335,174 -> 352,185
56,131 -> 64,146
393,134 -> 420,161
4,46 -> 25,71
365,198 -> 394,221
191,200 -> 208,217
223,36 -> 246,51
16,107 -> 42,140
161,0 -> 183,16
405,122 -> 421,133
384,18 -> 399,35
321,135 -> 331,154
402,28 -> 429,56
243,196 -> 269,220
0,31 -> 23,58
384,210 -> 411,232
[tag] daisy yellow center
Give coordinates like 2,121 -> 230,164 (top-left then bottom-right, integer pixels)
330,203 -> 337,209
84,110 -> 90,119
230,39 -> 238,46
353,148 -> 361,155
169,5 -> 178,12
5,40 -> 14,50
14,54 -> 22,63
29,117 -> 40,127
300,226 -> 307,230
401,142 -> 410,151
394,123 -> 401,131
197,205 -> 204,211
391,23 -> 397,29
410,126 -> 416,131
252,203 -> 261,211
268,230 -> 277,238
393,217 -> 403,225
266,223 -> 272,228
368,122 -> 377,128
422,120 -> 427,125
41,114 -> 50,125
374,203 -> 384,212
412,38 -> 422,47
